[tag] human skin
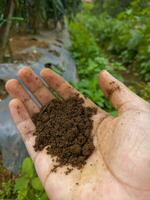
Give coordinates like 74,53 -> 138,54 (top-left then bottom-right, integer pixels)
5,67 -> 150,200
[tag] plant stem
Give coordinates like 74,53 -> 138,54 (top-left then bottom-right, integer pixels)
0,0 -> 15,62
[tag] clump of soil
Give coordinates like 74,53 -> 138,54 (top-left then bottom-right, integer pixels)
32,96 -> 97,172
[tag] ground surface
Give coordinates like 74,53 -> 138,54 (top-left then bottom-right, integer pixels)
10,35 -> 49,62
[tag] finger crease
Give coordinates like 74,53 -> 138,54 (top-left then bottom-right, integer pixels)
94,114 -> 111,134
33,85 -> 45,95
33,151 -> 42,163
118,101 -> 150,114
43,163 -> 53,188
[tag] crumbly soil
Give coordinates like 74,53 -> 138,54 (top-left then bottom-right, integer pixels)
32,96 -> 97,173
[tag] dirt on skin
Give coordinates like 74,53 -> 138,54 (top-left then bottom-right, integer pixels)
32,95 -> 97,173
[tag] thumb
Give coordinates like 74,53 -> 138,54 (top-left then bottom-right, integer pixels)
99,70 -> 150,113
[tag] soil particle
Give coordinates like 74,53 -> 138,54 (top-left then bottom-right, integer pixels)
32,95 -> 97,172
109,81 -> 115,85
107,85 -> 120,98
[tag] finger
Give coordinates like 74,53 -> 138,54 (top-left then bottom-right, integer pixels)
34,149 -> 80,200
10,99 -> 80,200
9,98 -> 37,160
18,67 -> 54,105
99,70 -> 150,113
40,68 -> 81,99
6,79 -> 39,115
40,68 -> 107,115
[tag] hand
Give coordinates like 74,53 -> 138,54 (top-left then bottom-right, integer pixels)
6,67 -> 150,200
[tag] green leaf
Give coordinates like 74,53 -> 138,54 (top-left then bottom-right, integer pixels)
16,190 -> 28,200
40,193 -> 48,200
31,177 -> 44,191
15,177 -> 29,191
21,157 -> 34,177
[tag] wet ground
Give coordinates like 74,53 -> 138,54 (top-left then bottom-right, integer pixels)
10,35 -> 49,62
0,30 -> 78,101
0,34 -> 50,100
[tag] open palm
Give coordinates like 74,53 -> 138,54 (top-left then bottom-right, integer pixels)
6,67 -> 150,200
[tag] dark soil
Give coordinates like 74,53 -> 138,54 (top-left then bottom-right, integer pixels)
32,96 -> 97,172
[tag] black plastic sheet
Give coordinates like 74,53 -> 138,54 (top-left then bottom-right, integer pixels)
0,30 -> 77,173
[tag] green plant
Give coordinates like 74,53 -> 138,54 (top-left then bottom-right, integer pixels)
14,157 -> 48,200
69,15 -> 125,112
129,82 -> 150,102
94,0 -> 132,16
74,1 -> 150,83
69,1 -> 150,113
84,0 -> 150,82
0,157 -> 48,200
0,180 -> 16,199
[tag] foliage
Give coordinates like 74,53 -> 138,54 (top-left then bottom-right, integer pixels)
69,0 -> 150,112
79,0 -> 150,82
0,0 -> 82,30
0,157 -> 48,200
0,180 -> 16,199
94,0 -> 132,16
69,15 -> 125,112
129,82 -> 150,102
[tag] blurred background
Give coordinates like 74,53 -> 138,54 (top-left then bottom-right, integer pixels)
0,0 -> 150,199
